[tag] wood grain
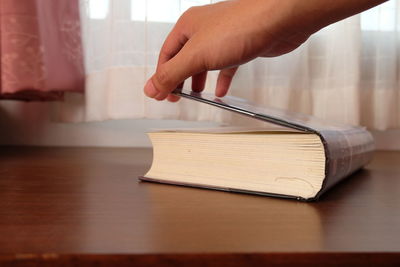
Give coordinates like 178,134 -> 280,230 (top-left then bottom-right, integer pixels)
0,147 -> 399,265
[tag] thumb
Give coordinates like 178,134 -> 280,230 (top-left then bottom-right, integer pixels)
145,44 -> 205,101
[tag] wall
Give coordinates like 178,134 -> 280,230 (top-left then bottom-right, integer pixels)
0,101 -> 399,150
0,101 -> 218,147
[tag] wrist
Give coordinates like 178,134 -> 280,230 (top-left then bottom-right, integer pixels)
253,0 -> 389,37
295,0 -> 389,34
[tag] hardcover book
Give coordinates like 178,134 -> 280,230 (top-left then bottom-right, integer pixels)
140,89 -> 375,201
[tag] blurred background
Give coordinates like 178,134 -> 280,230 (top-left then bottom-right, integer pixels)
0,0 -> 399,149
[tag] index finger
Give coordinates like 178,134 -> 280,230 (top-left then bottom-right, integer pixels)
158,25 -> 188,67
145,26 -> 188,99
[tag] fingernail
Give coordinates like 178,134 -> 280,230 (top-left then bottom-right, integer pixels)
144,79 -> 158,98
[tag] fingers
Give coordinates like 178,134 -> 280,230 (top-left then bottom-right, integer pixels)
146,40 -> 205,101
158,26 -> 188,66
191,71 -> 207,92
167,94 -> 180,102
144,79 -> 158,98
144,24 -> 188,99
215,67 -> 238,97
166,81 -> 184,102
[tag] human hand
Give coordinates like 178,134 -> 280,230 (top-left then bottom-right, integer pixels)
143,0 -> 387,102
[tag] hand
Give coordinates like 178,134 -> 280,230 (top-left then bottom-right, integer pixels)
143,0 -> 387,102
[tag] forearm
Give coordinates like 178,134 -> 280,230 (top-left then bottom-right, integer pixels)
232,0 -> 388,54
289,0 -> 389,34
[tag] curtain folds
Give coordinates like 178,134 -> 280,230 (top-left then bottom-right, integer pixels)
56,0 -> 399,130
0,0 -> 84,101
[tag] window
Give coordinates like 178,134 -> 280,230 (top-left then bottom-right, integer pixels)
87,0 -> 211,22
87,0 -> 110,19
361,0 -> 396,31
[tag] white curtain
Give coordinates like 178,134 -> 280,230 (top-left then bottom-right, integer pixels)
55,0 -> 400,130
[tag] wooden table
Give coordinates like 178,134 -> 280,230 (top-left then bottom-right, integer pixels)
0,147 -> 399,266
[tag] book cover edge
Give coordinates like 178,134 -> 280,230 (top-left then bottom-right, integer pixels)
139,176 -> 314,202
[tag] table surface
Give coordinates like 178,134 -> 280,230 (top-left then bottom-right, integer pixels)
0,147 -> 399,266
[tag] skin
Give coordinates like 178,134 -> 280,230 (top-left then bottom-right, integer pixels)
143,0 -> 388,102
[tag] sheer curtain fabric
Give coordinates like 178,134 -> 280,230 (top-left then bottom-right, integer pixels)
57,0 -> 400,130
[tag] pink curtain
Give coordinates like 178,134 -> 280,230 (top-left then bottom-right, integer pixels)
0,0 -> 84,101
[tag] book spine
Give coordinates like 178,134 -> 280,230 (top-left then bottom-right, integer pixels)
315,128 -> 375,199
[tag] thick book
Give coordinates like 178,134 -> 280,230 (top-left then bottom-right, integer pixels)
140,89 -> 375,201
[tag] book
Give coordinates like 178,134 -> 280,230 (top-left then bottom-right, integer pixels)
140,90 -> 375,201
